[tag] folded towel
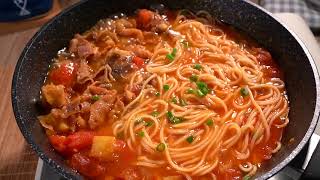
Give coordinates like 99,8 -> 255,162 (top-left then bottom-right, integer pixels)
261,0 -> 320,30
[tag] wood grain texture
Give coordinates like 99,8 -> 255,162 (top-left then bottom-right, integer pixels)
0,28 -> 39,180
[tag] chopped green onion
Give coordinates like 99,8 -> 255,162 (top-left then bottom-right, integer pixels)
137,131 -> 145,137
163,84 -> 170,91
193,64 -> 202,70
181,40 -> 189,48
189,74 -> 198,82
151,111 -> 160,117
240,87 -> 249,97
206,119 -> 214,126
243,175 -> 250,180
166,111 -> 183,124
166,111 -> 174,120
155,92 -> 160,97
196,81 -> 209,97
187,88 -> 195,94
145,121 -> 154,127
91,95 -> 100,101
134,118 -> 144,125
156,143 -> 166,152
166,48 -> 178,62
186,136 -> 194,143
172,48 -> 177,56
171,97 -> 178,104
166,54 -> 174,61
196,89 -> 205,97
180,99 -> 187,106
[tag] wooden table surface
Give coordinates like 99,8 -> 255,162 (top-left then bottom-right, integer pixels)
0,28 -> 39,180
0,1 -> 78,179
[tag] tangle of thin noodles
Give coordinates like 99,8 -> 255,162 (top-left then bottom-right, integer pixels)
112,10 -> 289,178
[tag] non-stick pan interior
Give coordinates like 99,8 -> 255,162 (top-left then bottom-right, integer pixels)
12,0 -> 319,179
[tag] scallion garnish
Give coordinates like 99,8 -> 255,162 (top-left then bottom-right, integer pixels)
166,111 -> 183,124
156,143 -> 166,152
163,84 -> 170,91
137,131 -> 145,137
193,64 -> 202,70
196,81 -> 209,97
186,135 -> 194,143
189,74 -> 198,82
171,97 -> 178,104
187,88 -> 195,94
166,48 -> 178,62
155,92 -> 160,97
206,119 -> 214,126
240,87 -> 249,97
91,95 -> 100,101
180,99 -> 187,106
181,40 -> 189,48
145,121 -> 154,127
243,175 -> 250,180
151,111 -> 159,117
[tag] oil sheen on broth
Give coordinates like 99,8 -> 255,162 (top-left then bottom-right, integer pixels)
38,8 -> 289,180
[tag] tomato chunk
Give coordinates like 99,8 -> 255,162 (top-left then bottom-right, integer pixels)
49,135 -> 67,152
49,61 -> 77,87
49,131 -> 94,153
65,131 -> 94,151
137,9 -> 153,27
70,153 -> 105,177
132,56 -> 145,68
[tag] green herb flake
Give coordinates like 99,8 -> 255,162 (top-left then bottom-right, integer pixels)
193,64 -> 202,70
186,135 -> 194,144
180,99 -> 187,106
187,88 -> 195,94
206,119 -> 214,126
151,111 -> 160,117
163,84 -> 170,91
172,48 -> 177,56
196,81 -> 209,97
243,175 -> 250,180
91,95 -> 100,101
145,121 -> 154,127
166,54 -> 174,61
171,97 -> 178,104
240,87 -> 249,97
189,74 -> 199,82
196,89 -> 205,97
156,143 -> 166,152
166,48 -> 178,62
181,40 -> 189,48
155,92 -> 160,97
137,131 -> 145,137
166,111 -> 183,124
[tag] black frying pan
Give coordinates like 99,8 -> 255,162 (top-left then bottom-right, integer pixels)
11,0 -> 320,179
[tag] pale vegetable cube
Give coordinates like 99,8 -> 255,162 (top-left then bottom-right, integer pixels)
89,136 -> 115,161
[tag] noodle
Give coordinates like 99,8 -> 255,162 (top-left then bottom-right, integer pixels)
40,8 -> 289,179
113,10 -> 289,178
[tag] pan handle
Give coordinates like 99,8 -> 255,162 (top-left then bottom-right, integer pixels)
301,140 -> 320,179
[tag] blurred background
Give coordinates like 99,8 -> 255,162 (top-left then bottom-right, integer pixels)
0,0 -> 319,180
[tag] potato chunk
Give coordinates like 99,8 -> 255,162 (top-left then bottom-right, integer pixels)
89,136 -> 115,161
42,83 -> 67,107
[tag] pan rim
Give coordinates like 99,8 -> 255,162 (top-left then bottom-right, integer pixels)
11,0 -> 320,179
